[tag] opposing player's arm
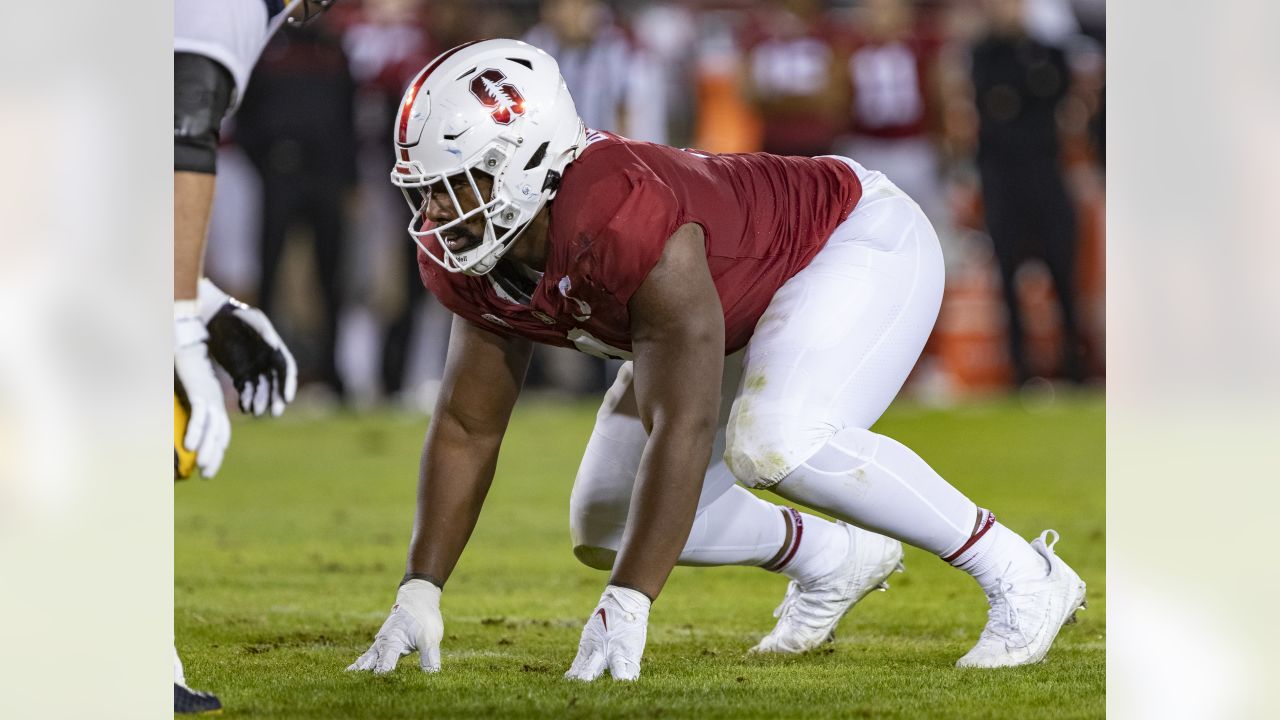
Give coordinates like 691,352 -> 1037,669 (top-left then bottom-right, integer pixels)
405,315 -> 533,587
612,222 -> 725,600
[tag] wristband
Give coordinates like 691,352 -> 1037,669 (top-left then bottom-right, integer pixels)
196,277 -> 233,323
174,300 -> 208,349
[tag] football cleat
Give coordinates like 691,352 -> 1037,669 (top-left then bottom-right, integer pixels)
750,523 -> 904,654
955,529 -> 1087,668
174,682 -> 222,715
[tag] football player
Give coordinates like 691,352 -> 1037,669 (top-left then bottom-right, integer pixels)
347,40 -> 1086,682
174,0 -> 333,712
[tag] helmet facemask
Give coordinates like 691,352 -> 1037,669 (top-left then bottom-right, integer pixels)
394,143 -> 538,276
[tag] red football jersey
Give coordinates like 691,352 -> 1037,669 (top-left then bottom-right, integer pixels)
419,131 -> 862,357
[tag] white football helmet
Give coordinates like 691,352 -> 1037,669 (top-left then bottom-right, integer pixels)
392,39 -> 585,275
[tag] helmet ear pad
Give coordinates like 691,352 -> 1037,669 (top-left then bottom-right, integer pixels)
391,39 -> 586,275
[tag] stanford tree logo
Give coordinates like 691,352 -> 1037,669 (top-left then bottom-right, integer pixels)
469,69 -> 526,125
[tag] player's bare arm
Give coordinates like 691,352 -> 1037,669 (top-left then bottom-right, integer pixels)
564,222 -> 724,682
610,222 -> 724,600
405,315 -> 533,586
349,315 -> 531,674
174,171 -> 214,299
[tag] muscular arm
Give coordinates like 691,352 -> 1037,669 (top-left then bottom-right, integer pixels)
404,315 -> 533,586
609,223 -> 725,600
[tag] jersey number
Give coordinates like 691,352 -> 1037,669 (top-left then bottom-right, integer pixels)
850,43 -> 923,128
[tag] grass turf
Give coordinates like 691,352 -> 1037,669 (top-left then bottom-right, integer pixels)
176,392 -> 1105,718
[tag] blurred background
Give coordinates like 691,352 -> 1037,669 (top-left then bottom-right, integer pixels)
202,0 -> 1106,412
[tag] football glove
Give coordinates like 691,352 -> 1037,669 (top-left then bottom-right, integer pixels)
174,300 -> 230,478
198,278 -> 297,417
565,585 -> 651,682
347,579 -> 444,674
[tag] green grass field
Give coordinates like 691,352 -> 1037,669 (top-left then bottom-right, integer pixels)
176,392 -> 1105,719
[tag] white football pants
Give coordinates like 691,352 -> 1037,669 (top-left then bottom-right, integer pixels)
174,0 -> 272,110
569,159 -> 984,568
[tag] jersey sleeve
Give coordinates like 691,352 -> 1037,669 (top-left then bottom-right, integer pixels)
584,176 -> 682,306
558,146 -> 684,309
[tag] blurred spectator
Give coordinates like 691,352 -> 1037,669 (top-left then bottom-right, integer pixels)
739,0 -> 844,157
1020,0 -> 1082,48
836,0 -> 949,234
525,0 -> 669,393
525,0 -> 667,143
235,24 -> 357,400
970,0 -> 1083,384
629,2 -> 700,147
690,8 -> 763,154
341,0 -> 437,401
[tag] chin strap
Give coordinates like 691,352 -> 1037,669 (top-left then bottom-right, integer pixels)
541,170 -> 562,197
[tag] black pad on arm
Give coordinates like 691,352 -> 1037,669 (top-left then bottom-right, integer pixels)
174,52 -> 234,174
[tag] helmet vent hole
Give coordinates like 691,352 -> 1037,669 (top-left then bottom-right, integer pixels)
507,57 -> 533,70
455,66 -> 478,81
523,141 -> 550,170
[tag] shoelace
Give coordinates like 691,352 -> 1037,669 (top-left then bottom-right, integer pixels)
772,581 -> 802,620
982,575 -> 1027,649
980,535 -> 1060,649
770,580 -> 841,631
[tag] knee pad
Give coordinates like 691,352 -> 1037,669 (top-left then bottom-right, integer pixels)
572,545 -> 617,571
724,442 -> 792,490
724,410 -> 848,490
723,417 -> 804,490
174,52 -> 234,174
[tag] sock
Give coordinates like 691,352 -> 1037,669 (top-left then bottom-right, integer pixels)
678,476 -> 849,588
944,509 -> 1046,594
174,646 -> 186,686
761,507 -> 851,587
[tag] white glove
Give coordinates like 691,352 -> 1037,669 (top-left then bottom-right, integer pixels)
175,300 -> 230,478
347,579 -> 443,674
198,278 -> 297,417
565,585 -> 651,682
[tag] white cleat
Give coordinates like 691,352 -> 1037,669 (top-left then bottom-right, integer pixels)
956,529 -> 1087,668
751,523 -> 904,654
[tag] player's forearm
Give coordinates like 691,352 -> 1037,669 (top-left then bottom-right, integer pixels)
175,171 -> 216,300
609,418 -> 716,600
404,414 -> 503,587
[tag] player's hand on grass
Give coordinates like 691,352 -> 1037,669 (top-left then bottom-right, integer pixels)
175,300 -> 231,478
347,579 -> 444,674
565,585 -> 650,682
198,278 -> 297,417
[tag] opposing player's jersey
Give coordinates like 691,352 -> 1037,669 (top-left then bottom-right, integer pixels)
419,131 -> 862,357
174,0 -> 289,108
